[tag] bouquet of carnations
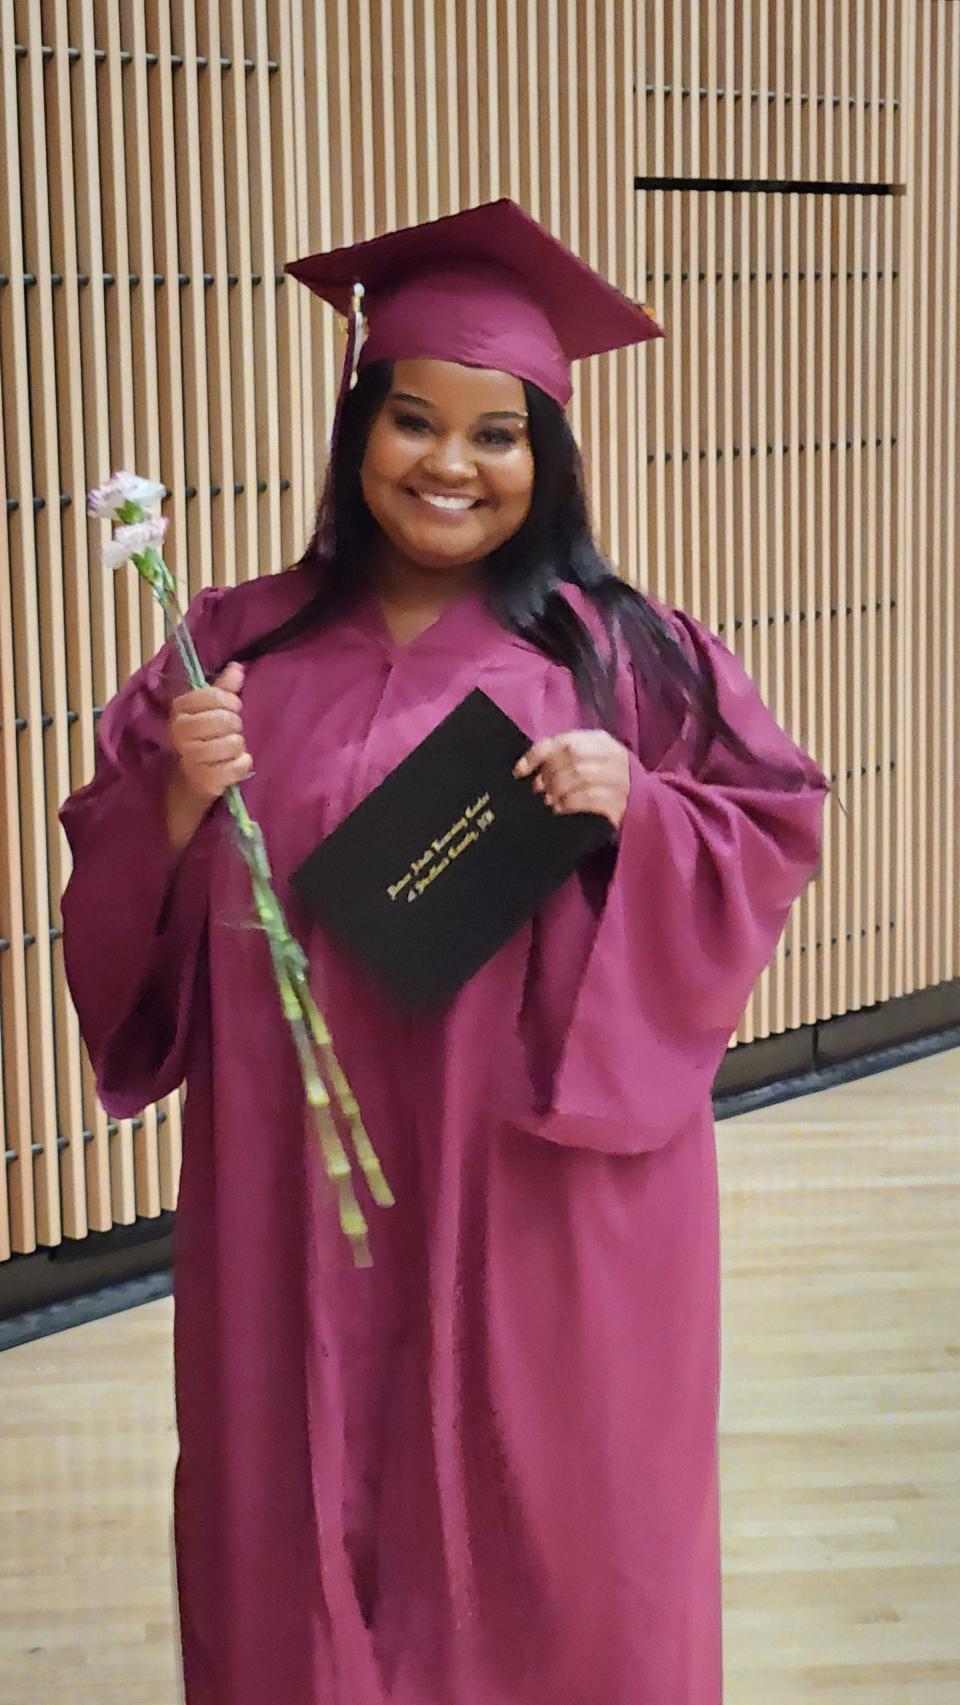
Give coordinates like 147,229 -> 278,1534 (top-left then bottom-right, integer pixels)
87,471 -> 393,1265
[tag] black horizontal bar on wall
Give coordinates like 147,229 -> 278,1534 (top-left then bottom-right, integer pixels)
653,437 -> 898,461
1,272 -> 286,288
13,709 -> 100,731
646,85 -> 900,112
14,710 -> 82,730
0,927 -> 63,952
4,494 -> 72,512
783,919 -> 897,961
7,480 -> 291,512
183,479 -> 293,497
0,913 -> 896,972
717,598 -> 895,631
1,267 -> 903,290
4,1108 -> 168,1167
10,626 -> 895,734
829,762 -> 895,783
1,924 -> 911,1174
645,269 -> 899,283
636,175 -> 904,196
14,43 -> 278,73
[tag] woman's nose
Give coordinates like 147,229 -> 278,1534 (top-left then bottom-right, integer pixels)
421,434 -> 476,481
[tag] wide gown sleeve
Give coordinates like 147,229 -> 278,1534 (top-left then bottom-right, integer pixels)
516,606 -> 832,1155
59,586 -> 227,1120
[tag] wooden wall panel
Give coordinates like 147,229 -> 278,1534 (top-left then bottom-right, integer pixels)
636,0 -> 949,1045
0,1 -> 956,1260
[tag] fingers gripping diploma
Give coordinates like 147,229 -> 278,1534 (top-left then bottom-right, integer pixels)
514,730 -> 631,830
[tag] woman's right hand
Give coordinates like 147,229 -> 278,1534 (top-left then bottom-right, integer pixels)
168,661 -> 253,803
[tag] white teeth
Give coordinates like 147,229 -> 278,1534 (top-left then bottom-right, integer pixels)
417,492 -> 477,511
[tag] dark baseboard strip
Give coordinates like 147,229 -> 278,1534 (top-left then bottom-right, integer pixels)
0,1268 -> 173,1353
714,1022 -> 960,1121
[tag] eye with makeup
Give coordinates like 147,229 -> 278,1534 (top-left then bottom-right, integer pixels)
390,410 -> 523,451
391,409 -> 433,436
476,425 -> 522,449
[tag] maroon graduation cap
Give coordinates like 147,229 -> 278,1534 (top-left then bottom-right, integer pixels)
285,197 -> 664,409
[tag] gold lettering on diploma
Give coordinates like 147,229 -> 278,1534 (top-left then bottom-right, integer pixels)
386,794 -> 495,904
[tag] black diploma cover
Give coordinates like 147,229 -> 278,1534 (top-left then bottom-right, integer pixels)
291,689 -> 613,1010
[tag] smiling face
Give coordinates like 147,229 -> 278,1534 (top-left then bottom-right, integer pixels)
359,358 -> 536,576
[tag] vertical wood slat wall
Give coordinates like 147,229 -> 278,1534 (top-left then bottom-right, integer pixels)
0,1 -> 956,1261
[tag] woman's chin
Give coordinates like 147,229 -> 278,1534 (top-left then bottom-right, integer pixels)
386,535 -> 488,574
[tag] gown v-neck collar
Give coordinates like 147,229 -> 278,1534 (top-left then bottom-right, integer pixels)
349,582 -> 532,664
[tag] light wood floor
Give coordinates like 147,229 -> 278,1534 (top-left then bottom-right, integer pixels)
1,1047 -> 958,1704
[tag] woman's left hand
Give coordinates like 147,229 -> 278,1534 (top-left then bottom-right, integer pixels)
514,730 -> 632,830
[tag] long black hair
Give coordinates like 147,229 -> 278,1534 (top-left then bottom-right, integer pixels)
232,361 -> 811,785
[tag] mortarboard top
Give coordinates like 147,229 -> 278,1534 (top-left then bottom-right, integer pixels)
284,198 -> 664,407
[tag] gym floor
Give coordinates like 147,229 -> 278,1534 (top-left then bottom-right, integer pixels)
2,1048 -> 958,1705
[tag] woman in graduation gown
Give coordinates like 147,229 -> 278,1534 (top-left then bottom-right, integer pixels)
61,201 -> 830,1705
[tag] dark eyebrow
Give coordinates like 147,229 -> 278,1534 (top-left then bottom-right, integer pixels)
389,391 -> 528,424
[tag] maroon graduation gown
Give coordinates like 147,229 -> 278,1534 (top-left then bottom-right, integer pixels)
60,569 -> 829,1705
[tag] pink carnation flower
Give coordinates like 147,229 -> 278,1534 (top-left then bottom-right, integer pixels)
87,470 -> 166,520
101,516 -> 169,571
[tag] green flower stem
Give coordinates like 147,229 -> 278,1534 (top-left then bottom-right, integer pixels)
126,542 -> 391,1263
281,977 -> 372,1269
294,976 -> 395,1211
